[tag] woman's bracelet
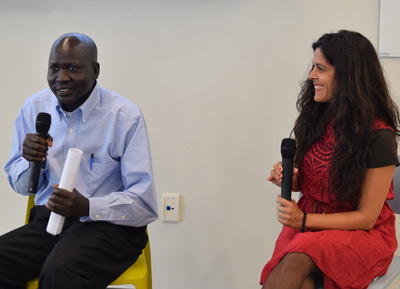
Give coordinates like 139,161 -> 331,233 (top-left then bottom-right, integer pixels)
301,211 -> 307,233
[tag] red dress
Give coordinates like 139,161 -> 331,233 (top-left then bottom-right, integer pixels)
260,120 -> 398,289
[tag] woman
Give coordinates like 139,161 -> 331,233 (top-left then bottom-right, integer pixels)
260,30 -> 400,289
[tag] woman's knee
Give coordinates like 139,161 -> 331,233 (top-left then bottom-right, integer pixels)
280,252 -> 318,273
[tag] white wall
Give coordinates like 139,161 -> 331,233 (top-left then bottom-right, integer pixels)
0,1 -> 399,288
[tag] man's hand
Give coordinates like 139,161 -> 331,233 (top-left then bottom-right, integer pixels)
46,185 -> 89,217
22,133 -> 53,162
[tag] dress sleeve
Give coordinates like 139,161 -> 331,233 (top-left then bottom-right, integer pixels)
366,129 -> 399,168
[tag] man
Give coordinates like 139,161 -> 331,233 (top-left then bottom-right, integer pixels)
0,33 -> 158,289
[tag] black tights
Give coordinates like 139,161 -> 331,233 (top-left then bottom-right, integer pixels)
262,252 -> 322,289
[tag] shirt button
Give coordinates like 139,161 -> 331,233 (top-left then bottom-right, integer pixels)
96,214 -> 100,219
69,129 -> 73,133
122,216 -> 126,219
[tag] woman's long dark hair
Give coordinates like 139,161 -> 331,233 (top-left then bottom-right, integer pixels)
294,30 -> 400,207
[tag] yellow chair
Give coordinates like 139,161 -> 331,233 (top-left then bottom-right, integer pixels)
24,195 -> 152,289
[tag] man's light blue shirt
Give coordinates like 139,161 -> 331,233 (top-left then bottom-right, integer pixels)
4,84 -> 158,227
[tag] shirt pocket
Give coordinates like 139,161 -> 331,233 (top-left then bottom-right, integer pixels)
79,157 -> 121,196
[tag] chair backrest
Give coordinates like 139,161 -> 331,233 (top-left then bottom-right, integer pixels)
25,195 -> 35,224
388,157 -> 400,214
144,231 -> 152,288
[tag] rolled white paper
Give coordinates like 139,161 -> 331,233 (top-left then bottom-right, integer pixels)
46,148 -> 83,235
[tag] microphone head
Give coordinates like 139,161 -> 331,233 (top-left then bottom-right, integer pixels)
281,138 -> 296,159
35,112 -> 51,134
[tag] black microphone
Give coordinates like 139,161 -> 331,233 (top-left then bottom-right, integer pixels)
280,138 -> 296,201
27,112 -> 51,194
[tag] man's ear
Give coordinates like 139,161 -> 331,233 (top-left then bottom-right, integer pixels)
93,62 -> 100,80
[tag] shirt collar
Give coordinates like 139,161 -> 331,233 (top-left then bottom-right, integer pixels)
54,83 -> 100,123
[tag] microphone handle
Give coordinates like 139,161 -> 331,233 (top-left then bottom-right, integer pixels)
281,158 -> 293,201
28,162 -> 42,194
27,131 -> 48,194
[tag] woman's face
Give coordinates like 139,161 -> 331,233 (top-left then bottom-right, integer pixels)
309,48 -> 336,103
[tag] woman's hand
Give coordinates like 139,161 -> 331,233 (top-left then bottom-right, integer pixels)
267,161 -> 300,191
276,195 -> 304,229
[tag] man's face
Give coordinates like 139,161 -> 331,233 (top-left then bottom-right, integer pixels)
47,43 -> 99,112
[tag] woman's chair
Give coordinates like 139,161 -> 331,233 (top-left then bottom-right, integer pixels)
316,160 -> 400,289
24,195 -> 152,289
367,161 -> 400,289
